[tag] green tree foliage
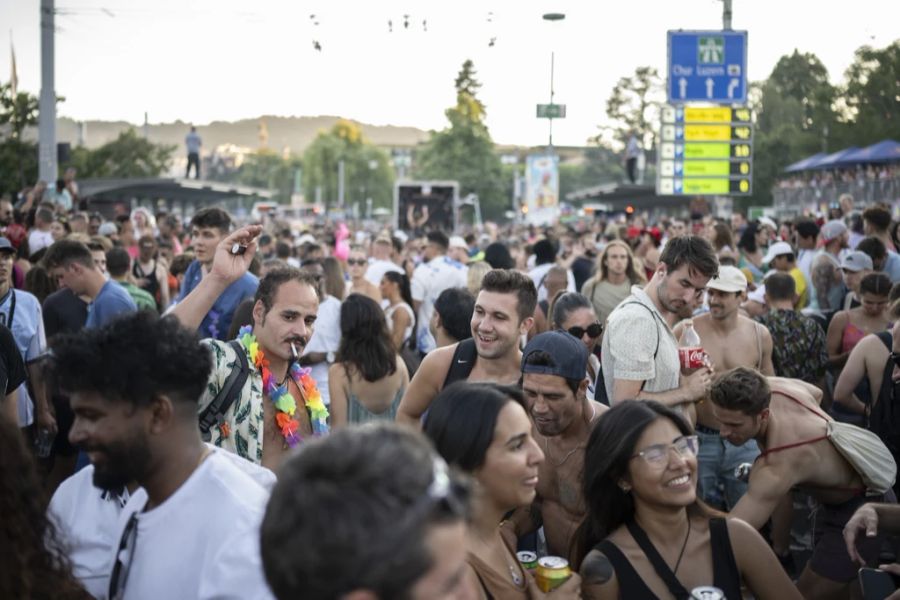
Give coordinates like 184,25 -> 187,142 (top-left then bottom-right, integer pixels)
0,81 -> 39,194
67,128 -> 175,178
219,150 -> 303,204
301,119 -> 393,210
415,59 -> 505,222
841,41 -> 900,144
599,66 -> 665,154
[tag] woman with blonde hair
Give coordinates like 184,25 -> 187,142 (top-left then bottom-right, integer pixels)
581,240 -> 645,326
466,260 -> 492,295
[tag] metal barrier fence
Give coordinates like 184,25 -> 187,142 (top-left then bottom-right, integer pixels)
772,177 -> 900,218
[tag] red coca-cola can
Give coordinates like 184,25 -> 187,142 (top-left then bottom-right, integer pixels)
679,346 -> 705,370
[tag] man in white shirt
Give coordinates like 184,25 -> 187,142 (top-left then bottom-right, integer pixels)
28,207 -> 55,257
364,233 -> 403,286
299,259 -> 341,406
411,231 -> 467,354
50,311 -> 274,600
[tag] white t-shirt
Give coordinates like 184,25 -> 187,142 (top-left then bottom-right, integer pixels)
411,256 -> 468,354
303,294 -> 342,406
108,449 -> 275,600
385,302 -> 415,345
0,289 -> 47,426
364,258 -> 403,286
28,228 -> 54,256
528,263 -> 576,302
49,447 -> 275,599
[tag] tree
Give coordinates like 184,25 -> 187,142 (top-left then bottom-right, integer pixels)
415,60 -> 506,222
597,66 -> 665,154
0,81 -> 39,194
301,119 -> 393,211
841,41 -> 900,145
66,128 -> 175,178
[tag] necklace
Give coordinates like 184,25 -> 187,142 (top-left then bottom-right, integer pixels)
238,326 -> 329,446
673,518 -> 691,574
542,403 -> 597,467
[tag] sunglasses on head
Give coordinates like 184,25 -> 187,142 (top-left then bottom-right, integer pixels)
568,322 -> 603,339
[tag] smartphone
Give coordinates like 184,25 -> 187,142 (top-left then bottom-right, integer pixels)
859,567 -> 900,600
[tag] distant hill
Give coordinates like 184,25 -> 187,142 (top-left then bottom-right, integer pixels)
41,115 -> 432,154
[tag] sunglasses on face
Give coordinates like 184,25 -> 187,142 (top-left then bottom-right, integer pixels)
347,259 -> 367,266
568,322 -> 603,339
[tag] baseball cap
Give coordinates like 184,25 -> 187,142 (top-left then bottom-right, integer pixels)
747,284 -> 766,305
0,237 -> 14,253
821,220 -> 848,243
98,222 -> 118,237
449,235 -> 468,250
707,265 -> 748,293
841,251 -> 874,272
758,216 -> 777,231
761,241 -> 794,265
521,330 -> 589,382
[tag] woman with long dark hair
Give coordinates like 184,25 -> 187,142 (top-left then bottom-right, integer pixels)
549,292 -> 603,401
577,401 -> 798,599
329,293 -> 408,427
737,221 -> 767,283
424,382 -> 581,599
0,413 -> 91,599
380,270 -> 416,353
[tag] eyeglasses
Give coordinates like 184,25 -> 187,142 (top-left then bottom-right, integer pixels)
631,435 -> 699,467
891,352 -> 900,369
108,512 -> 139,599
347,259 -> 367,266
568,322 -> 603,339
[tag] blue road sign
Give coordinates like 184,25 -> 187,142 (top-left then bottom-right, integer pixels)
667,30 -> 747,104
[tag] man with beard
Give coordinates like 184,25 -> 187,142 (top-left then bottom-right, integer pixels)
601,235 -> 718,414
673,266 -> 774,510
172,225 -> 326,469
397,269 -> 536,425
711,367 -> 896,599
517,330 -> 606,562
50,312 -> 275,600
175,207 -> 258,340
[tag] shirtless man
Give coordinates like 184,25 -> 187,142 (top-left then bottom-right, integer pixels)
711,367 -> 897,600
674,265 -> 774,510
518,331 -> 607,562
396,269 -> 535,425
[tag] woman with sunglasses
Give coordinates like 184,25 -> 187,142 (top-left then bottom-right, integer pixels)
424,382 -> 582,599
345,246 -> 381,304
577,401 -> 799,600
549,292 -> 603,402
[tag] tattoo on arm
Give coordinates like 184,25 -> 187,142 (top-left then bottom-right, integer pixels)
582,552 -> 614,585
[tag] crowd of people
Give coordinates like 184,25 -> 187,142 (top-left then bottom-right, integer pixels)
4,181 -> 900,599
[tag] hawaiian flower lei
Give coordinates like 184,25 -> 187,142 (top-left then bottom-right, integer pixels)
238,326 -> 329,447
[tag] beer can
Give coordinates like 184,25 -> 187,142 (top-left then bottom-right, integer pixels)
690,586 -> 725,600
535,556 -> 571,592
516,551 -> 538,571
678,346 -> 706,370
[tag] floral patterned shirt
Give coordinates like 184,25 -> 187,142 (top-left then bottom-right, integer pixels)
755,309 -> 829,383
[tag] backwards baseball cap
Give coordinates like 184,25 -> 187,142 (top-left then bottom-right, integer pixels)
521,330 -> 588,381
0,237 -> 14,253
761,241 -> 794,265
707,265 -> 748,293
841,251 -> 874,272
821,220 -> 848,243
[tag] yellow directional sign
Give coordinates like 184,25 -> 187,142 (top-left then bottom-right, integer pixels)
684,107 -> 732,123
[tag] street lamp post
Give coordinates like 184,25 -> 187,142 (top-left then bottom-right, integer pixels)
542,12 -> 565,154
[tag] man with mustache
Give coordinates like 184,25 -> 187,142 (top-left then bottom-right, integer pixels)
673,265 -> 775,510
172,225 -> 324,470
601,235 -> 718,415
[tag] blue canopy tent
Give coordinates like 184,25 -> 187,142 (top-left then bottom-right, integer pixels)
835,140 -> 900,165
784,152 -> 826,173
806,147 -> 860,170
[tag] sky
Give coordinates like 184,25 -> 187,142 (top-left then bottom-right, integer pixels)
2,0 -> 898,148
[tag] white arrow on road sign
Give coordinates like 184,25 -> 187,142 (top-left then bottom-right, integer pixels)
675,162 -> 683,175
679,78 -> 687,99
727,78 -> 739,99
675,144 -> 684,158
675,126 -> 684,141
705,78 -> 714,99
674,179 -> 683,193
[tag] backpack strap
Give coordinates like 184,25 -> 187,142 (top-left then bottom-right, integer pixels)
199,340 -> 251,441
442,338 -> 478,389
619,301 -> 661,359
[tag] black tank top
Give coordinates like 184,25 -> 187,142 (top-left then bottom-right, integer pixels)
133,259 -> 160,301
597,518 -> 742,600
442,338 -> 477,389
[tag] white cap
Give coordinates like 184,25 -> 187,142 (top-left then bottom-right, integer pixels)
758,216 -> 777,231
707,265 -> 748,293
761,241 -> 794,265
449,235 -> 468,249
